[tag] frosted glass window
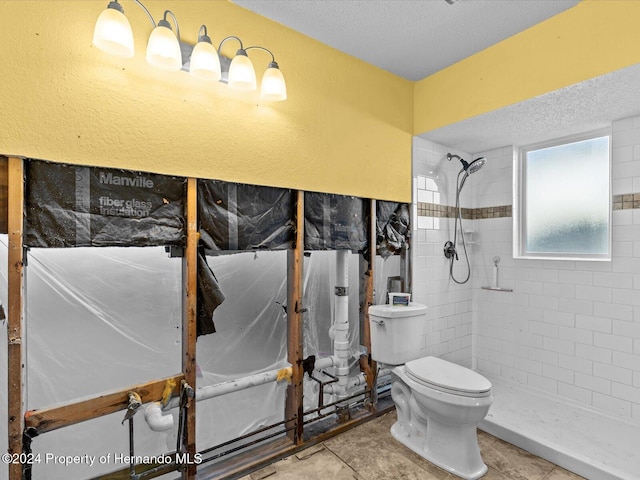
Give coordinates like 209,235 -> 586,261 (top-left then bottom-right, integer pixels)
518,132 -> 610,260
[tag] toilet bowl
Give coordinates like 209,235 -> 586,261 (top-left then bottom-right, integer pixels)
391,357 -> 492,479
369,303 -> 493,480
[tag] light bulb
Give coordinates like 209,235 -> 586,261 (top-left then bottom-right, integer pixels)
260,62 -> 287,101
146,21 -> 182,71
93,1 -> 134,58
190,38 -> 221,82
228,50 -> 257,91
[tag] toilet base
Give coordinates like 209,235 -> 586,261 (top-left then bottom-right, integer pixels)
390,420 -> 488,480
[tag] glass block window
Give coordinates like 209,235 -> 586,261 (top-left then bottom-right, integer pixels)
516,131 -> 611,260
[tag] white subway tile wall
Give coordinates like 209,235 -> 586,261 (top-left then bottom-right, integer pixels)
413,115 -> 640,422
412,140 -> 473,366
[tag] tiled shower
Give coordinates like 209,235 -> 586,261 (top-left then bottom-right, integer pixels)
411,114 -> 640,478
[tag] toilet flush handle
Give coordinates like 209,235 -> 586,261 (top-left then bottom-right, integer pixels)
371,318 -> 385,326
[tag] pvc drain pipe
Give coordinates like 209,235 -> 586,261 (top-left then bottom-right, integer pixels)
145,365 -> 293,431
334,250 -> 350,403
144,402 -> 174,432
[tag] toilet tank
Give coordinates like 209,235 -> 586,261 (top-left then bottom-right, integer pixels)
369,303 -> 428,365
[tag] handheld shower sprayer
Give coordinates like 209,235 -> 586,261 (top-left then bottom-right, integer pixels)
444,153 -> 487,284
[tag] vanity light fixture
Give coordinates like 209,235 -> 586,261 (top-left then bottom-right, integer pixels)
92,0 -> 287,101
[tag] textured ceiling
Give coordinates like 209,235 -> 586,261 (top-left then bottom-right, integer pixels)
234,0 -> 640,153
422,62 -> 640,152
233,0 -> 579,81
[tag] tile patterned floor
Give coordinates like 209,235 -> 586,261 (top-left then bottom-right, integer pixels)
241,411 -> 585,480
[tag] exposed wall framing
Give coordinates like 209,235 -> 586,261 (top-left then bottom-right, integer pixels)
286,191 -> 304,445
0,156 -> 7,234
24,375 -> 184,435
363,199 -> 377,405
7,157 -> 25,480
5,159 -> 408,480
182,177 -> 198,478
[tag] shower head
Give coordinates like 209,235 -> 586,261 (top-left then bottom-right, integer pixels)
447,153 -> 487,174
467,157 -> 486,174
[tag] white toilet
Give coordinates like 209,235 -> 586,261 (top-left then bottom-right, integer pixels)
369,303 -> 492,480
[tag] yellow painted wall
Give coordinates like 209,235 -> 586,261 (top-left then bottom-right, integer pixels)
414,0 -> 640,136
0,1 -> 413,202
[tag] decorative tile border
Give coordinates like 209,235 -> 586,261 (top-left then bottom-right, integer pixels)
474,205 -> 513,219
612,194 -> 640,210
417,202 -> 512,219
418,195 -> 640,220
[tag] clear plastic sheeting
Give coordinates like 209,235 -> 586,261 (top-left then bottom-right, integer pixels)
376,201 -> 410,258
196,251 -> 288,450
25,247 -> 183,404
14,248 -> 290,479
374,255 -> 402,305
198,180 -> 295,252
304,193 -> 368,252
29,411 -> 177,480
24,160 -> 186,248
22,246 -> 182,479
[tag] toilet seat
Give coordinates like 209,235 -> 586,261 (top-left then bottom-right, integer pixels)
405,357 -> 492,398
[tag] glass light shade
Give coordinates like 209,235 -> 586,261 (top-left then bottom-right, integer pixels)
146,25 -> 182,71
190,41 -> 221,81
260,66 -> 287,101
228,53 -> 257,91
93,6 -> 134,58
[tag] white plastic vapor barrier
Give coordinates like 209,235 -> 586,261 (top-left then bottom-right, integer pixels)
374,255 -> 402,306
6,246 -> 291,479
1,238 -> 402,480
196,251 -> 288,451
24,246 -> 182,479
25,247 -> 183,404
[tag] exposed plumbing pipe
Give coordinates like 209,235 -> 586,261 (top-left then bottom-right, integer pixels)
314,355 -> 337,370
316,250 -> 395,400
143,251 -> 377,432
179,366 -> 292,408
324,368 -> 392,395
144,402 -> 174,432
324,373 -> 365,395
144,365 -> 293,430
334,250 -> 351,403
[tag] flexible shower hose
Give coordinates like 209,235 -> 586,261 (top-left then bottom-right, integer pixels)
449,169 -> 472,284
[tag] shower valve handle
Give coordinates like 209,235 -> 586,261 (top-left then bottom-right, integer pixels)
443,241 -> 457,260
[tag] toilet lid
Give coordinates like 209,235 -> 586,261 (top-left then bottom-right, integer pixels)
405,356 -> 491,395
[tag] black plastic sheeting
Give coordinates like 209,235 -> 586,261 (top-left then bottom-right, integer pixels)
376,201 -> 410,258
304,192 -> 368,252
197,251 -> 225,336
198,180 -> 295,252
24,160 -> 186,248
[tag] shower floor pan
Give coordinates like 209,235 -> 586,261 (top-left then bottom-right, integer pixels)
479,376 -> 639,480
